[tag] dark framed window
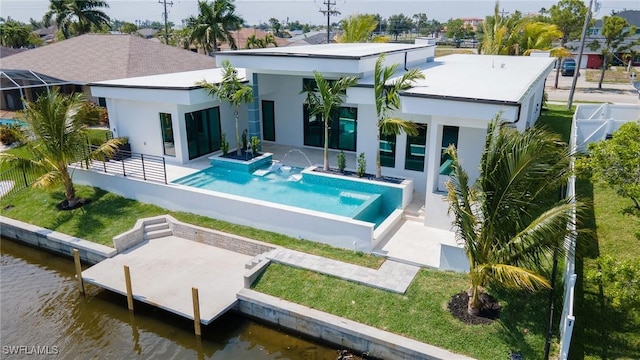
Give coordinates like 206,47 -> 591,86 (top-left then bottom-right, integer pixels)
262,100 -> 275,141
439,125 -> 459,175
303,105 -> 357,151
405,125 -> 427,171
379,133 -> 396,168
98,97 -> 106,107
160,113 -> 175,156
185,107 -> 221,160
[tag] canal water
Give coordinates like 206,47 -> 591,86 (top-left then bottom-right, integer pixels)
0,238 -> 340,359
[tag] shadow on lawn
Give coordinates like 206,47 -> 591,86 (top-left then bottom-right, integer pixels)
48,187 -> 143,241
573,180 -> 640,359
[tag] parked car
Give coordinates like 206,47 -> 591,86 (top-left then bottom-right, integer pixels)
561,59 -> 576,76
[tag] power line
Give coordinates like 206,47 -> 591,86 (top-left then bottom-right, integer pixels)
158,0 -> 173,45
318,0 -> 340,44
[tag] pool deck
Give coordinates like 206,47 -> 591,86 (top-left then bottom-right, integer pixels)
82,236 -> 252,324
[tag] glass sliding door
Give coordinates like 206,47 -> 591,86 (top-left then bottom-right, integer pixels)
303,105 -> 357,151
262,100 -> 275,141
185,107 -> 221,160
159,113 -> 175,156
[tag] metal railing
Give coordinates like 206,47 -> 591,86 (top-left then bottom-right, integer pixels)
0,166 -> 39,198
76,145 -> 167,184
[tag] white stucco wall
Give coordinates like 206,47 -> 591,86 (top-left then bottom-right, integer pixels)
106,98 -> 179,159
258,74 -> 306,146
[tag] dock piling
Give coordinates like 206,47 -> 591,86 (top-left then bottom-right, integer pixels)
73,249 -> 85,296
124,265 -> 134,311
192,287 -> 201,336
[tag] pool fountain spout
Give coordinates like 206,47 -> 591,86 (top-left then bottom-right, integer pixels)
280,149 -> 313,167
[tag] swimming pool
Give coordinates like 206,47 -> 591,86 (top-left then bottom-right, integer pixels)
0,118 -> 26,127
172,155 -> 401,227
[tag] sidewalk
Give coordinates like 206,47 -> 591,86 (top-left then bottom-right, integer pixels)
545,70 -> 639,104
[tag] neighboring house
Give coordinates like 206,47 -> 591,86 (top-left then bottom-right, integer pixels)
288,31 -> 341,45
136,28 -> 158,39
0,46 -> 28,58
0,33 -> 216,110
34,25 -> 57,43
569,10 -> 640,68
90,42 -> 552,236
461,18 -> 483,31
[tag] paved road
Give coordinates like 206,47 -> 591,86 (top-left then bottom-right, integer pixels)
545,70 -> 639,104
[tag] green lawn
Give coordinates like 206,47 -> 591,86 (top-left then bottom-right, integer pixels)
254,264 -> 552,360
0,185 -> 382,268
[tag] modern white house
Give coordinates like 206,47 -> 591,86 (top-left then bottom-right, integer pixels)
88,42 -> 554,268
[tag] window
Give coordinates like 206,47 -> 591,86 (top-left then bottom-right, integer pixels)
439,126 -> 459,175
379,133 -> 396,168
185,107 -> 221,160
262,100 -> 275,141
98,97 -> 106,107
303,105 -> 357,151
405,125 -> 427,171
159,113 -> 175,156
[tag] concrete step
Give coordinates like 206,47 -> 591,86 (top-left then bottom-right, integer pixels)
143,217 -> 168,226
245,253 -> 267,269
145,222 -> 170,232
144,228 -> 173,240
402,214 -> 424,222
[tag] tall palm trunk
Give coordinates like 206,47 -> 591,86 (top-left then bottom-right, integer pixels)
234,108 -> 241,156
61,166 -> 77,207
375,130 -> 381,178
598,55 -> 608,89
323,112 -> 330,171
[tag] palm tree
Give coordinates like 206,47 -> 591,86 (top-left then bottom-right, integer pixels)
303,71 -> 358,171
44,0 -> 110,39
0,90 -> 121,208
548,46 -> 572,89
198,60 -> 253,156
446,116 -> 577,315
186,0 -> 243,54
335,13 -> 388,43
514,20 -> 563,55
245,33 -> 277,49
373,53 -> 424,178
480,2 -> 511,55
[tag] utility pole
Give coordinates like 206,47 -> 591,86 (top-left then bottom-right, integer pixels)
319,0 -> 340,44
567,0 -> 596,109
159,0 -> 173,45
499,8 -> 509,18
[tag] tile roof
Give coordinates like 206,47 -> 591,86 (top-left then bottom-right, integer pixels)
0,46 -> 28,58
0,33 -> 216,83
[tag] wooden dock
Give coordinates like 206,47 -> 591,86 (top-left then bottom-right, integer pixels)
81,236 -> 253,324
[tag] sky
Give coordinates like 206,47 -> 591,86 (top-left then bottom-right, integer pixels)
1,0 -> 638,27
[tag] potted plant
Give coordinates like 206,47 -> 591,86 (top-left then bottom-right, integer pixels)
221,133 -> 229,155
337,150 -> 346,173
112,137 -> 131,160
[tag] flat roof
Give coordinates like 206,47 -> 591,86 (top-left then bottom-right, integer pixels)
219,43 -> 430,59
358,54 -> 555,103
89,68 -> 242,90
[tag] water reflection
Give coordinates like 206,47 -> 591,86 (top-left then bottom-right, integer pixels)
0,238 -> 339,359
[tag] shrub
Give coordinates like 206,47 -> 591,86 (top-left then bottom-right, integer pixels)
76,101 -> 102,126
356,152 -> 366,177
221,133 -> 229,155
0,124 -> 20,145
337,150 -> 346,173
241,129 -> 248,151
587,255 -> 640,318
251,136 -> 260,155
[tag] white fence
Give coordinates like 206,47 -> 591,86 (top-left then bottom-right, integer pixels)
574,103 -> 640,153
558,103 -> 639,359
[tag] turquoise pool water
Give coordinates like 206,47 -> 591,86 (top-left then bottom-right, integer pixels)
0,118 -> 25,127
172,160 -> 400,227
